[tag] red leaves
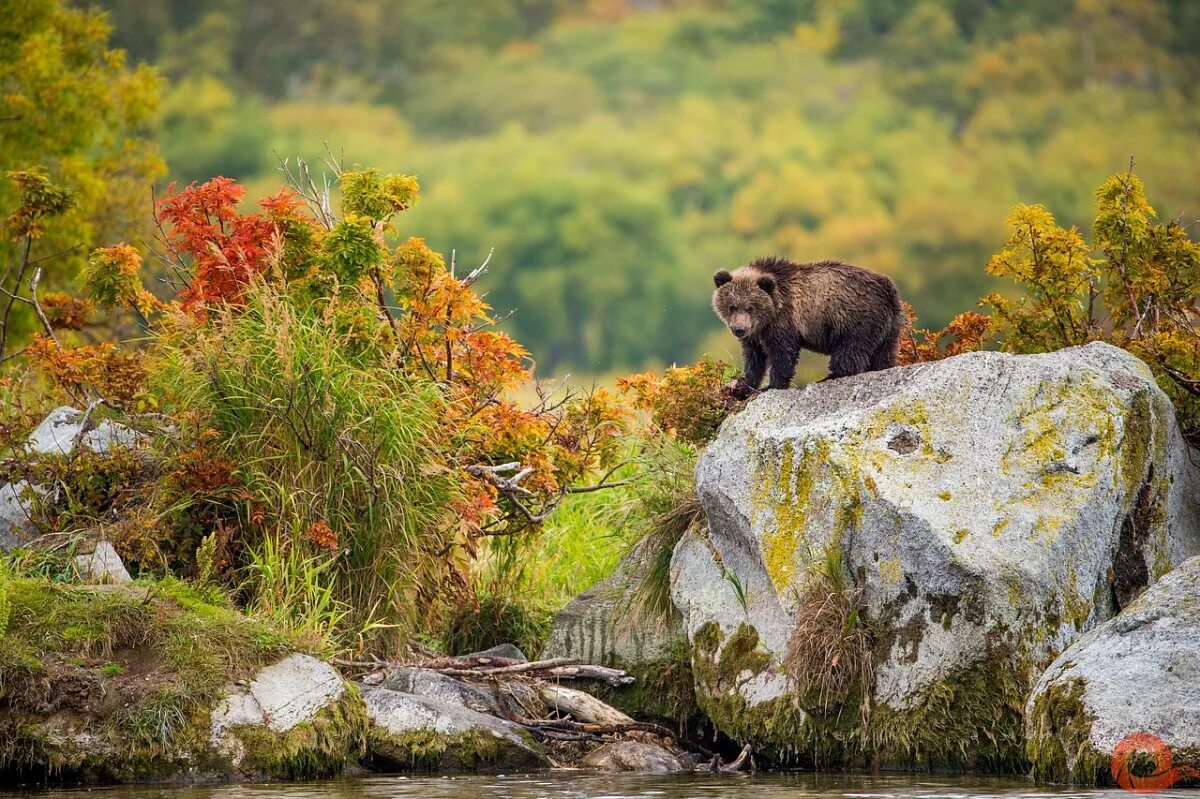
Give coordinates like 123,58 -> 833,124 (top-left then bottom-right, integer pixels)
157,178 -> 290,312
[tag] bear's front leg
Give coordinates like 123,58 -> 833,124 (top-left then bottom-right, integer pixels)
740,339 -> 767,389
767,334 -> 800,390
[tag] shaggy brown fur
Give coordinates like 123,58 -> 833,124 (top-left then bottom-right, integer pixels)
712,256 -> 902,390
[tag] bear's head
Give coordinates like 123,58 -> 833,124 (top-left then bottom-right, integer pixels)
712,268 -> 777,340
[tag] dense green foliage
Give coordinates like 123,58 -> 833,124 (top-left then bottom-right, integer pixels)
86,0 -> 1200,373
1,0 -> 161,350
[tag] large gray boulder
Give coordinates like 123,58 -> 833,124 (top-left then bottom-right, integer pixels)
363,688 -> 549,771
1026,555 -> 1200,785
541,548 -> 695,725
673,342 -> 1200,768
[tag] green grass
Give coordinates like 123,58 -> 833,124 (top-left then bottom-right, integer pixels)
151,283 -> 458,655
0,566 -> 299,768
443,482 -> 635,655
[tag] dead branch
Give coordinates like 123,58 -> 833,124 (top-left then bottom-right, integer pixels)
436,657 -> 578,678
0,236 -> 33,357
462,248 -> 495,287
541,664 -> 635,687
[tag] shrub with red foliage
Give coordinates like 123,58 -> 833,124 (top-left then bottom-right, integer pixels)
157,178 -> 288,312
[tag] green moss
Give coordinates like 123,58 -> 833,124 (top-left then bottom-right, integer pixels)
233,685 -> 368,779
583,635 -> 701,730
868,650 -> 1030,772
368,726 -> 538,772
1026,677 -> 1109,785
0,573 -> 313,783
690,607 -> 1035,771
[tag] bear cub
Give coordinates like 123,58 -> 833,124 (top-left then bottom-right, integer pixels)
712,256 -> 903,397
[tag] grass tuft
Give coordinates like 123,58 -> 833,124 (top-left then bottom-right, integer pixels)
782,544 -> 875,726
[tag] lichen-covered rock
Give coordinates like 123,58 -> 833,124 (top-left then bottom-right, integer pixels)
675,343 -> 1200,768
363,687 -> 549,771
210,653 -> 367,778
542,548 -> 696,726
1026,555 -> 1200,785
579,740 -> 692,772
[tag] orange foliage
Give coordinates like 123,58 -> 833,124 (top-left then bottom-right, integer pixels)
306,520 -> 340,553
619,356 -> 738,444
25,335 -> 146,407
40,292 -> 93,331
157,178 -> 284,313
897,302 -> 991,365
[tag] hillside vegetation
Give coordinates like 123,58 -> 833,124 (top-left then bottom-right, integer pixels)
90,0 -> 1200,373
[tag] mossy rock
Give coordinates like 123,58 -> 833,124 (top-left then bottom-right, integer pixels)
678,343 -> 1200,770
1026,556 -> 1200,786
0,574 -> 362,785
363,688 -> 549,772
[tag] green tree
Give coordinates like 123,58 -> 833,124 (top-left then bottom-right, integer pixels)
1,0 -> 162,352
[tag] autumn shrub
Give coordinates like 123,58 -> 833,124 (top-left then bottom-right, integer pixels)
4,165 -> 634,656
983,170 -> 1200,444
897,303 -> 991,366
619,356 -> 740,445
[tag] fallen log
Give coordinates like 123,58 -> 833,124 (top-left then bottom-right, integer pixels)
538,683 -> 635,725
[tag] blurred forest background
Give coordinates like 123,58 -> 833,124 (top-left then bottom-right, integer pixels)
62,0 -> 1200,374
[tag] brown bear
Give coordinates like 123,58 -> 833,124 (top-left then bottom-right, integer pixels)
712,256 -> 902,395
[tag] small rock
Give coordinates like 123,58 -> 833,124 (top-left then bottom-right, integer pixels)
378,667 -> 501,716
27,407 -> 88,455
210,654 -> 347,744
74,542 -> 132,584
364,688 -> 549,771
580,740 -> 691,773
26,406 -> 144,457
80,420 -> 145,455
249,653 -> 346,732
0,480 -> 39,550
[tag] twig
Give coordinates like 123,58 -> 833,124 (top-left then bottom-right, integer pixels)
27,268 -> 58,343
462,248 -> 495,287
0,236 -> 33,357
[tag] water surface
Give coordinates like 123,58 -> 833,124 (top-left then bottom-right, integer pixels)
0,772 -> 1178,799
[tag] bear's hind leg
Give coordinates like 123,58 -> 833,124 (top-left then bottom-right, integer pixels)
827,341 -> 873,379
868,335 -> 898,371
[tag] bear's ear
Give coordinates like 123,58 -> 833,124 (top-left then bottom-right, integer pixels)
713,269 -> 733,288
757,274 -> 776,295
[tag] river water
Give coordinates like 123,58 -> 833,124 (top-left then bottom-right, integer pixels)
0,772 -> 1177,799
